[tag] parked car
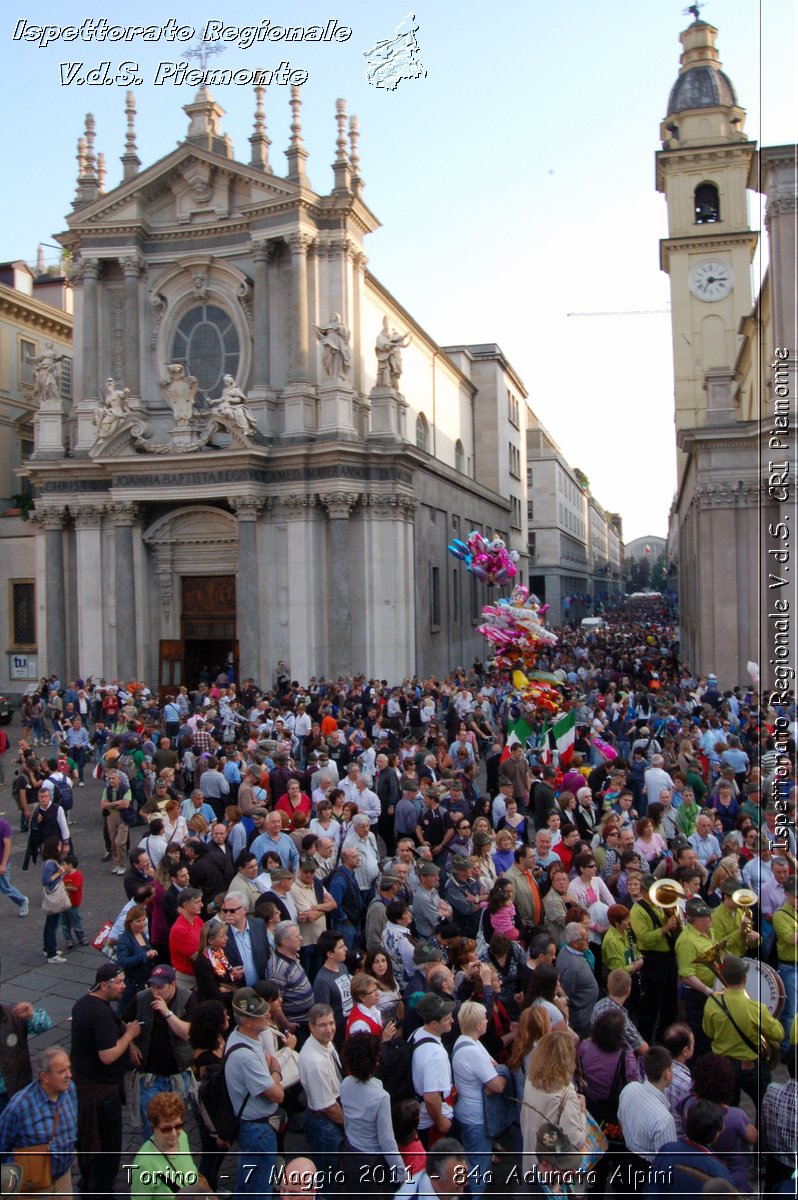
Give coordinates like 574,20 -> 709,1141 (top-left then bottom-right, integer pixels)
0,695 -> 12,725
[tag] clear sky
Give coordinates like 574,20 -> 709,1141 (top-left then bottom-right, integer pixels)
1,1 -> 794,541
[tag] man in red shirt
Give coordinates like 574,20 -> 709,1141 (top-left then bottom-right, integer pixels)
167,888 -> 203,987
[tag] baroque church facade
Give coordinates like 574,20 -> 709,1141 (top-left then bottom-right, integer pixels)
659,15 -> 796,689
13,86 -> 528,691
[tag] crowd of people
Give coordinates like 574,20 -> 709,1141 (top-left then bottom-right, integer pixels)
0,599 -> 796,1197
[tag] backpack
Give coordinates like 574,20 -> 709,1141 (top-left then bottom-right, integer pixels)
118,751 -> 137,778
378,1034 -> 439,1104
50,774 -> 73,813
196,1042 -> 254,1144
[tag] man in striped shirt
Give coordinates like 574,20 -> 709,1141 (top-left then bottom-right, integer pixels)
617,1045 -> 677,1163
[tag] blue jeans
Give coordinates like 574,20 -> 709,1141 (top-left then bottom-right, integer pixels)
304,1110 -> 343,1194
61,906 -> 86,943
778,961 -> 797,1050
458,1121 -> 493,1199
0,866 -> 27,909
236,1119 -> 277,1200
43,912 -> 60,957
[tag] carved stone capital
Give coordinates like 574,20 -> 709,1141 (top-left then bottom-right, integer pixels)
31,506 -> 68,531
230,495 -> 265,522
286,231 -> 314,256
320,491 -> 360,520
121,254 -> 143,278
272,494 -> 318,521
236,277 -> 255,336
692,481 -> 764,510
72,503 -> 107,530
110,501 -> 139,526
765,191 -> 798,228
252,238 -> 277,264
80,259 -> 100,282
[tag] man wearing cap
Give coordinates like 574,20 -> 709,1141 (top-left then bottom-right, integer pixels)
703,955 -> 784,1112
773,875 -> 798,1050
445,856 -> 483,938
262,867 -> 299,924
402,942 -> 445,1002
121,963 -> 196,1137
100,768 -> 132,874
226,987 -> 285,1198
221,892 -> 271,985
630,874 -> 679,1043
291,857 -> 337,975
740,781 -> 764,829
710,877 -> 761,957
415,788 -> 454,866
71,965 -> 142,1197
364,873 -> 401,952
675,896 -> 719,1056
409,994 -> 457,1146
413,862 -> 453,940
168,888 -> 204,988
395,779 -> 420,842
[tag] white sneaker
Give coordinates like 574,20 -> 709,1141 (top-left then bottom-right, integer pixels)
114,866 -> 126,875
47,954 -> 67,964
18,898 -> 29,918
78,781 -> 85,787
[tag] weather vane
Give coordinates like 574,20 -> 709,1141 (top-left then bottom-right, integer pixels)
186,38 -> 225,71
682,2 -> 705,20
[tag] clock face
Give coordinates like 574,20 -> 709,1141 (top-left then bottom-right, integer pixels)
688,259 -> 735,302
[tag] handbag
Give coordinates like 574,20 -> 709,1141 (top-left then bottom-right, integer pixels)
273,1030 -> 301,1089
15,1108 -> 59,1192
41,880 -> 71,915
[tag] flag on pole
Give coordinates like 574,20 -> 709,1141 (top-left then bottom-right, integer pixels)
501,710 -> 532,758
543,710 -> 576,767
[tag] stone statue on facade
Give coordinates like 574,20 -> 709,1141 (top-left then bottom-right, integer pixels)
92,377 -> 133,440
315,313 -> 352,380
209,375 -> 258,438
160,363 -> 199,427
31,341 -> 66,407
375,316 -> 411,390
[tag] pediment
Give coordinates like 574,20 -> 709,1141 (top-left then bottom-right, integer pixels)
66,145 -> 302,233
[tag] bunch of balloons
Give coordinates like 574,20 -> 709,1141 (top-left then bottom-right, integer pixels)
447,531 -> 520,586
476,586 -> 564,720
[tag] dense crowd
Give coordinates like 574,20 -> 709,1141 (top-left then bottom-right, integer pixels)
0,599 -> 796,1198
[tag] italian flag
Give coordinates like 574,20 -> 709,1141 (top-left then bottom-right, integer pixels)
503,714 -> 533,759
543,710 -> 576,767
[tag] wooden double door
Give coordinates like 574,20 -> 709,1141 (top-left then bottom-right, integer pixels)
159,575 -> 239,695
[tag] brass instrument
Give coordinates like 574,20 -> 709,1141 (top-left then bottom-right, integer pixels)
693,934 -> 734,972
732,887 -> 757,939
649,878 -> 685,928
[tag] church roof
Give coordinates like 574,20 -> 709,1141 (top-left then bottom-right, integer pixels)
667,63 -> 737,113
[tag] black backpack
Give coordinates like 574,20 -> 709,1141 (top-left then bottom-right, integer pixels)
196,1042 -> 254,1144
378,1035 -> 439,1104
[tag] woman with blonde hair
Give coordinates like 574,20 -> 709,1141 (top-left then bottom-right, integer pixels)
508,1005 -> 552,1098
162,799 -> 189,846
520,1031 -> 587,1176
451,1001 -> 507,1198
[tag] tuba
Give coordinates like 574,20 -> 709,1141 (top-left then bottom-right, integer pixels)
731,888 -> 758,939
649,878 -> 685,928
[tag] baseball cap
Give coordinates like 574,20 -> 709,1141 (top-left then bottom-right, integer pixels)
90,962 -> 124,989
148,965 -> 177,986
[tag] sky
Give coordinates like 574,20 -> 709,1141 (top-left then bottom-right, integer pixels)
1,0 -> 794,542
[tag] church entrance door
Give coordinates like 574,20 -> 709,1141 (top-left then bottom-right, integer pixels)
181,576 -> 239,690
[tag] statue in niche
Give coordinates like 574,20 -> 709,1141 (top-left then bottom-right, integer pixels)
209,375 -> 257,438
92,377 -> 133,440
31,341 -> 66,407
160,363 -> 199,427
375,316 -> 411,390
314,313 -> 351,380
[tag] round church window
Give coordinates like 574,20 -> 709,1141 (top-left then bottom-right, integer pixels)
171,304 -> 240,403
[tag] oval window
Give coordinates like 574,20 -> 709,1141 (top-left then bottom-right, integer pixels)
171,304 -> 240,403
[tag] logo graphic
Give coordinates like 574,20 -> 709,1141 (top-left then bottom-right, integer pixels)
363,12 -> 427,91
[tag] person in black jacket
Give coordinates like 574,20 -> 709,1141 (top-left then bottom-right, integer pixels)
183,839 -> 227,910
122,846 -> 156,900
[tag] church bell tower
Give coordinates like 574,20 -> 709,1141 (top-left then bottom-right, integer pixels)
656,12 -> 757,481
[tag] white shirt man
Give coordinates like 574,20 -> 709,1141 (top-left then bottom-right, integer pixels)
644,757 -> 674,808
617,1048 -> 676,1163
410,994 -> 456,1134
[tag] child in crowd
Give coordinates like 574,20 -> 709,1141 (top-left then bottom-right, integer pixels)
393,1099 -> 426,1178
61,852 -> 89,948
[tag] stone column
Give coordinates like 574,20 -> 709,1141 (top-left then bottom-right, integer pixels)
82,260 -> 100,401
111,502 -> 138,680
231,497 -> 264,679
321,492 -> 359,679
122,255 -> 142,396
251,240 -> 272,391
37,508 -> 68,681
73,504 -> 107,674
282,233 -> 317,437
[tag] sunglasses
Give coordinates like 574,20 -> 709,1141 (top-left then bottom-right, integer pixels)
221,907 -> 242,913
157,1122 -> 184,1133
